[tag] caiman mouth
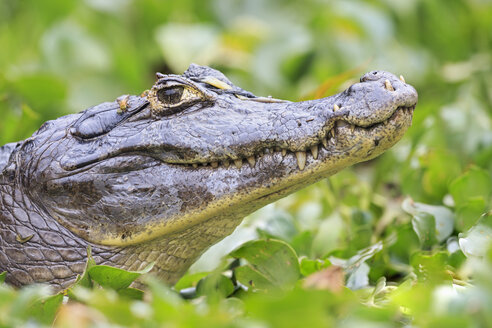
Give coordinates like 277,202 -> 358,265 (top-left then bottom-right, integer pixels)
165,104 -> 415,171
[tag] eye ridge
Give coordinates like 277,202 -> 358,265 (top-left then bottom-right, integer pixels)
158,86 -> 184,104
148,76 -> 216,116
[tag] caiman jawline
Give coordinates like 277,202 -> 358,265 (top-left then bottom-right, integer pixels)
166,104 -> 416,170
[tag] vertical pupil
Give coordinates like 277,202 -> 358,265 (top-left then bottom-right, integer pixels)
158,86 -> 184,104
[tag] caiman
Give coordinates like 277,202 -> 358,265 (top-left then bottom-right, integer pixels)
0,64 -> 417,289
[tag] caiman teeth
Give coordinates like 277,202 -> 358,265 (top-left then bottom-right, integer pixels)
310,145 -> 318,159
295,151 -> 307,170
183,105 -> 414,171
333,104 -> 340,112
247,156 -> 256,168
384,79 -> 395,91
399,75 -> 406,83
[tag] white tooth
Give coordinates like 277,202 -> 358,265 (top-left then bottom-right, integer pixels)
329,137 -> 336,145
223,160 -> 230,168
265,148 -> 271,154
247,156 -> 256,168
399,75 -> 406,83
384,79 -> 395,91
330,129 -> 335,138
333,104 -> 340,112
202,162 -> 208,166
282,149 -> 287,157
322,138 -> 328,148
295,151 -> 307,170
310,145 -> 318,159
234,159 -> 243,169
350,124 -> 355,132
211,162 -> 218,168
192,163 -> 198,168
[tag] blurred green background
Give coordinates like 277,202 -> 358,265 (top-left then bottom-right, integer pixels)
2,0 -> 492,326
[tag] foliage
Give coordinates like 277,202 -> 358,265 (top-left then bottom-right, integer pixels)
1,0 -> 492,327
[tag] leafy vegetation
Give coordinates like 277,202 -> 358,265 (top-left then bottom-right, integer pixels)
1,0 -> 492,326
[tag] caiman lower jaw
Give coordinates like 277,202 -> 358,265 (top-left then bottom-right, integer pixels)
169,104 -> 415,171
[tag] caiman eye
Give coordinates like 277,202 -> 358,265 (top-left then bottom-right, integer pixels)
157,86 -> 184,104
147,76 -> 214,116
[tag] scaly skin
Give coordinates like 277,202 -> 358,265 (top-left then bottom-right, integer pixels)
0,65 -> 417,289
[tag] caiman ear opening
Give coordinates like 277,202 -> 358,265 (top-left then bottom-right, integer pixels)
70,95 -> 149,139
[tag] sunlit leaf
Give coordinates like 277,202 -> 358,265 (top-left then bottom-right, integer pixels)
27,294 -> 63,325
450,166 -> 491,208
299,257 -> 330,276
88,262 -> 154,290
174,271 -> 210,292
403,198 -> 454,243
330,241 -> 384,290
196,273 -> 235,300
411,212 -> 438,248
230,239 -> 300,291
459,212 -> 492,258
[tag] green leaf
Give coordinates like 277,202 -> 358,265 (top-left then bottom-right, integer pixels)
402,198 -> 454,242
410,251 -> 451,284
299,257 -> 330,277
27,294 -> 64,325
346,262 -> 370,290
411,212 -> 438,249
9,285 -> 54,323
450,166 -> 491,208
71,246 -> 97,289
0,272 -> 6,284
196,273 -> 235,300
230,239 -> 300,291
88,262 -> 154,290
459,211 -> 492,257
455,198 -> 487,232
174,271 -> 210,292
116,287 -> 145,300
329,241 -> 384,290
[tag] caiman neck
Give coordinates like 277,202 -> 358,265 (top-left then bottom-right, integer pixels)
1,169 -> 249,289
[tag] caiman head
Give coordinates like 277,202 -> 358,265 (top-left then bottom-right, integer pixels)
18,64 -> 417,249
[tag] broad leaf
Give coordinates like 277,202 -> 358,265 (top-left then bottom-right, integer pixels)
230,239 -> 300,291
88,262 -> 154,290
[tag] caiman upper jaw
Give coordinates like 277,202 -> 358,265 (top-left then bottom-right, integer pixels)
156,70 -> 418,169
59,70 -> 417,173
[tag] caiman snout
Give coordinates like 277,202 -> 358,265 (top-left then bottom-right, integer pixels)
360,70 -> 418,108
